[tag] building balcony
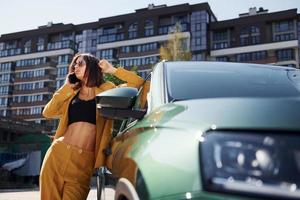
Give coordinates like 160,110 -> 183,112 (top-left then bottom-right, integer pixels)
0,40 -> 75,59
97,32 -> 190,50
14,74 -> 56,83
15,61 -> 57,71
98,33 -> 125,44
118,49 -> 159,58
0,48 -> 22,58
11,113 -> 44,120
12,87 -> 55,95
10,100 -> 48,108
47,40 -> 75,51
235,56 -> 277,64
158,23 -> 190,35
0,47 -> 74,64
210,40 -> 298,57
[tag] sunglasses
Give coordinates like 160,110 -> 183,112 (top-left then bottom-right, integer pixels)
74,60 -> 86,67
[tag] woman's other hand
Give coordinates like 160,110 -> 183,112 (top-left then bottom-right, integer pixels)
98,59 -> 117,74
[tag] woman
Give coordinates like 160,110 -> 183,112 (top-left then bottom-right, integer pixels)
40,53 -> 145,200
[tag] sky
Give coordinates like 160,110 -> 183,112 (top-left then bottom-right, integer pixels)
0,0 -> 299,36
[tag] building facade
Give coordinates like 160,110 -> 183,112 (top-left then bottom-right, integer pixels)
0,23 -> 77,129
0,3 -> 299,133
210,7 -> 300,67
0,3 -> 216,131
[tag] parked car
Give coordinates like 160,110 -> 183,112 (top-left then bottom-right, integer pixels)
96,61 -> 300,200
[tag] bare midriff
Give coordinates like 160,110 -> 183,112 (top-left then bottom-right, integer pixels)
57,122 -> 96,152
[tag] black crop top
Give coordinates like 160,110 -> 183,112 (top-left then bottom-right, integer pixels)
68,93 -> 96,125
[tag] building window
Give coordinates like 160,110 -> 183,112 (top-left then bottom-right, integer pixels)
75,34 -> 82,42
128,22 -> 138,39
37,45 -> 44,51
159,25 -> 171,35
0,62 -> 12,71
47,40 -> 74,50
98,27 -> 124,44
62,34 -> 73,41
213,31 -> 228,41
91,39 -> 97,47
145,20 -> 154,36
274,33 -> 295,42
14,82 -> 44,91
24,40 -> 31,54
100,49 -> 114,59
58,67 -> 68,77
0,74 -> 11,83
12,94 -> 44,103
0,42 -> 4,51
0,98 -> 8,106
274,20 -> 294,32
0,86 -> 9,95
56,80 -> 65,89
58,55 -> 70,64
276,49 -> 294,61
16,57 -> 46,67
0,41 -> 22,57
119,55 -> 159,67
0,109 -> 7,116
174,15 -> 188,23
0,48 -> 21,57
240,26 -> 260,46
273,20 -> 295,42
7,41 -> 17,49
196,38 -> 202,45
120,43 -> 158,53
192,53 -> 205,61
12,106 -> 43,116
236,51 -> 267,62
15,69 -> 45,79
103,27 -> 117,35
195,23 -> 201,31
31,107 -> 42,115
77,41 -> 82,48
212,30 -> 229,49
213,42 -> 228,49
37,37 -> 44,51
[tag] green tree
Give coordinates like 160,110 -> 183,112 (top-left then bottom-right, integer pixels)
159,23 -> 192,61
103,65 -> 138,85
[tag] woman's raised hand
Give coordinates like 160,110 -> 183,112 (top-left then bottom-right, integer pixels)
98,59 -> 117,74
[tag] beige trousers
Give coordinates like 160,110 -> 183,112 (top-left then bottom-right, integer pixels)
40,139 -> 95,200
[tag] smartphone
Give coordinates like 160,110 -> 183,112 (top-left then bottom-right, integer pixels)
68,73 -> 80,84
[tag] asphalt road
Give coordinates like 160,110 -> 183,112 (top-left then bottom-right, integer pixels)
0,187 -> 115,200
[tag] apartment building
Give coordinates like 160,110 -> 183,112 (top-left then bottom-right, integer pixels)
0,3 -> 300,132
92,3 -> 216,76
0,3 -> 216,131
209,7 -> 300,67
0,23 -> 78,130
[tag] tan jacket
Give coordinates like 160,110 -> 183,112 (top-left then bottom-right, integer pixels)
42,68 -> 146,169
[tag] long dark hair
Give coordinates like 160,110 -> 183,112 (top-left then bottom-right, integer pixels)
68,53 -> 104,89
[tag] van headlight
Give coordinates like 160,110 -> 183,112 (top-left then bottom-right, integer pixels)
200,131 -> 300,199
